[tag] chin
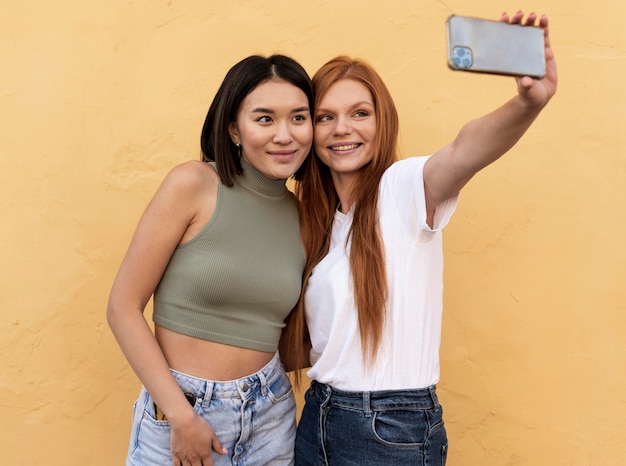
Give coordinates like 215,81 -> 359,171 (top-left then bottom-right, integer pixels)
272,163 -> 301,179
260,168 -> 288,180
274,170 -> 295,180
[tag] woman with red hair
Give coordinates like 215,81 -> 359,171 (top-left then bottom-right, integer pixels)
283,11 -> 557,465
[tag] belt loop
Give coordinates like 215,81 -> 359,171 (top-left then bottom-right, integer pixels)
428,385 -> 439,409
202,382 -> 214,408
258,370 -> 268,396
320,383 -> 332,406
309,379 -> 317,395
363,392 -> 372,417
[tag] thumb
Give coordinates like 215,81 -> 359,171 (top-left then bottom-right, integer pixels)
517,76 -> 537,100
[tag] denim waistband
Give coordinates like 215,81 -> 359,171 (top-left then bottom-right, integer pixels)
169,352 -> 284,407
310,380 -> 440,415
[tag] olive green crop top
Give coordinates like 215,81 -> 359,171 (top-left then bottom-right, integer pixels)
152,160 -> 305,352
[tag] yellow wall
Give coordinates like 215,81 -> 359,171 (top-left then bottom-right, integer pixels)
1,1 -> 624,464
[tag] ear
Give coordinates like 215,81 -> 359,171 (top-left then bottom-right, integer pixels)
228,122 -> 240,145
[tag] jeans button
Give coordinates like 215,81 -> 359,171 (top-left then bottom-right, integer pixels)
242,382 -> 249,391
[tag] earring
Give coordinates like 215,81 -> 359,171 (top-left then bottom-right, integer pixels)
235,142 -> 242,158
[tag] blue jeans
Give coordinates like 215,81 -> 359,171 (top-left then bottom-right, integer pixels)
127,352 -> 296,465
295,381 -> 447,466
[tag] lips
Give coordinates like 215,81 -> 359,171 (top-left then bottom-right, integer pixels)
268,150 -> 298,162
329,143 -> 360,151
269,150 -> 297,156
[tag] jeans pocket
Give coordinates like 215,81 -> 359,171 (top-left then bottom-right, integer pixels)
141,392 -> 172,427
371,409 -> 428,447
128,415 -> 173,465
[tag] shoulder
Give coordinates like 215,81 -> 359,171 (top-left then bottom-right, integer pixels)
147,161 -> 219,238
387,156 -> 429,173
166,160 -> 217,185
381,156 -> 430,186
148,161 -> 219,218
160,160 -> 218,196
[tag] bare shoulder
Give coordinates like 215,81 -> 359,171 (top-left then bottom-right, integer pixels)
166,160 -> 218,189
157,161 -> 219,242
153,160 -> 217,206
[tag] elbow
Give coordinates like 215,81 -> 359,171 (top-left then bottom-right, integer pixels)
106,299 -> 120,331
106,293 -> 130,333
106,290 -> 148,335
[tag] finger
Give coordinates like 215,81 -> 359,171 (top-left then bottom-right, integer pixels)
539,15 -> 551,49
524,12 -> 538,26
212,437 -> 228,455
509,10 -> 525,24
500,12 -> 510,23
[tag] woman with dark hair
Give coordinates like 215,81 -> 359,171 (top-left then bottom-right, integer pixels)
107,54 -> 313,466
282,11 -> 557,465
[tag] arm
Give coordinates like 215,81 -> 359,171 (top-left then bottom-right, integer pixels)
106,161 -> 226,465
423,11 -> 557,224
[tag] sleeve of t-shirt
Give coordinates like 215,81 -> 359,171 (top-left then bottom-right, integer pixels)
381,156 -> 459,235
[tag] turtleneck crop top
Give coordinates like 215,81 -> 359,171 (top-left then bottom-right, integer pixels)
152,160 -> 305,353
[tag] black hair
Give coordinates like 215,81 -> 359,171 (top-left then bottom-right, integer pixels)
200,54 -> 314,186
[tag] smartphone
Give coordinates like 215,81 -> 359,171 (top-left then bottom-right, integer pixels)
446,15 -> 545,78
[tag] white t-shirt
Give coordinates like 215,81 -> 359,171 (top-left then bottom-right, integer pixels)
304,156 -> 458,391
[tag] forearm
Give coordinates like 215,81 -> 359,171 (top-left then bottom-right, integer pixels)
107,306 -> 195,423
451,94 -> 545,177
425,93 -> 546,209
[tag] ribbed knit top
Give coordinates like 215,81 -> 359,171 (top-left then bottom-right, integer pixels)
153,160 -> 305,352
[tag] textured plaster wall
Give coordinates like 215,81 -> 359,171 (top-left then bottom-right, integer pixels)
1,0 -> 624,464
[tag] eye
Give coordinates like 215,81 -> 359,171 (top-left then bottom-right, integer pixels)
293,114 -> 308,122
256,116 -> 273,123
316,114 -> 333,123
353,110 -> 369,118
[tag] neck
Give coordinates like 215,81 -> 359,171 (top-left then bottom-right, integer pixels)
331,174 -> 357,213
238,158 -> 287,197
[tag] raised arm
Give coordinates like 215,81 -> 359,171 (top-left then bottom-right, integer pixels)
423,11 -> 557,224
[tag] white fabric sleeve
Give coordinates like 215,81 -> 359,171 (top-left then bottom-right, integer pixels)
381,156 -> 459,235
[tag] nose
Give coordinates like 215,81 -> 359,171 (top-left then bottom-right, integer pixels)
273,121 -> 293,144
334,115 -> 352,135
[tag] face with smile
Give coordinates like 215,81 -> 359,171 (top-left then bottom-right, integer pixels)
229,79 -> 313,180
314,79 -> 377,185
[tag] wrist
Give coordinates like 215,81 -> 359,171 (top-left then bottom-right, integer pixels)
513,93 -> 546,117
163,402 -> 196,425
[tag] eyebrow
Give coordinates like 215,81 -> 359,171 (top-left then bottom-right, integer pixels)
251,106 -> 310,114
316,101 -> 374,113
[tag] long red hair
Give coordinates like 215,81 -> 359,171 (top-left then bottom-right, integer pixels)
281,56 -> 399,375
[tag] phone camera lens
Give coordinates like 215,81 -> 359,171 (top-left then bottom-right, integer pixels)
452,47 -> 472,68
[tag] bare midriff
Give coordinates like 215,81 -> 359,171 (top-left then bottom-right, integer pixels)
155,325 -> 275,381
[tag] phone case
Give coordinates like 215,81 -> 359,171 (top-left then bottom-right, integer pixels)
446,15 -> 545,78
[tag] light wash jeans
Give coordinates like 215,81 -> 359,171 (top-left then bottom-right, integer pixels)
126,352 -> 296,465
295,381 -> 447,466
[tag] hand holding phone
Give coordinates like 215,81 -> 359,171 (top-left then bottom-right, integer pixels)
446,15 -> 546,78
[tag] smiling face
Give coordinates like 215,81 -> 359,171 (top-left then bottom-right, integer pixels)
229,79 -> 313,180
313,79 -> 377,186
